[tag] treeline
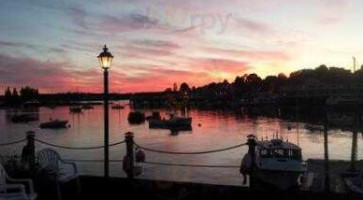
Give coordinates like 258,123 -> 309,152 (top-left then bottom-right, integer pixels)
1,86 -> 130,107
176,65 -> 363,100
3,86 -> 39,106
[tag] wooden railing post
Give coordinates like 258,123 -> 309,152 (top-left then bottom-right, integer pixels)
22,131 -> 36,171
124,132 -> 134,179
247,135 -> 257,190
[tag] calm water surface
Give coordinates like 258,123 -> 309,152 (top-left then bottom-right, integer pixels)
0,102 -> 361,186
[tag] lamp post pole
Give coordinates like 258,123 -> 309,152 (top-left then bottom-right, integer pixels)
104,68 -> 109,179
98,44 -> 113,179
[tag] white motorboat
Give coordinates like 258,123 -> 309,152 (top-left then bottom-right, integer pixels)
241,135 -> 305,190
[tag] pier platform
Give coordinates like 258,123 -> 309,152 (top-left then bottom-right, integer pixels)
302,159 -> 363,193
35,175 -> 362,200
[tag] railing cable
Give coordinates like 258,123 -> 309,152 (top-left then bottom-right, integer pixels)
143,161 -> 239,168
63,159 -> 123,163
133,142 -> 246,155
0,139 -> 26,146
34,138 -> 125,150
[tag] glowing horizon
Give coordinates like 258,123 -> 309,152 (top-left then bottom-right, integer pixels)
0,0 -> 362,94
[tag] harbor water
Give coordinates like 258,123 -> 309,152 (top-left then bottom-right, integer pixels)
0,103 -> 361,186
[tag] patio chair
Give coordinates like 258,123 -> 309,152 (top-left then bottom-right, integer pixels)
36,148 -> 81,200
0,163 -> 37,200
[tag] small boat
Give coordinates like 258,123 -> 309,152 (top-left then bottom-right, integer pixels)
149,113 -> 192,130
128,111 -> 145,124
145,111 -> 161,121
11,114 -> 38,123
81,104 -> 94,109
70,105 -> 82,113
240,135 -> 305,190
40,119 -> 68,129
304,124 -> 324,132
112,104 -> 124,109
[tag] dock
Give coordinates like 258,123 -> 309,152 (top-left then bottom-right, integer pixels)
302,159 -> 363,193
34,175 -> 363,200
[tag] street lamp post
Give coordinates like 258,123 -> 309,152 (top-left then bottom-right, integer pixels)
98,45 -> 114,179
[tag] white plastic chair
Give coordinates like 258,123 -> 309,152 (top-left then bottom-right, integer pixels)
0,163 -> 37,200
36,148 -> 81,200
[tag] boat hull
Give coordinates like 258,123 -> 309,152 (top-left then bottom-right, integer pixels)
149,117 -> 192,130
254,169 -> 303,190
40,121 -> 68,129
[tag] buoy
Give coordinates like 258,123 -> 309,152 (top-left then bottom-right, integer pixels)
135,149 -> 145,163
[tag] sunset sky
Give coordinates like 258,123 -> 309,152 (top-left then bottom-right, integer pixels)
1,0 -> 362,93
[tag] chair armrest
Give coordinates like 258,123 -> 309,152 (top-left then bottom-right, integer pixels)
61,160 -> 78,174
6,177 -> 35,195
5,184 -> 26,194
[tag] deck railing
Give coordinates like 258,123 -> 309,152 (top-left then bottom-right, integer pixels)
0,131 -> 247,179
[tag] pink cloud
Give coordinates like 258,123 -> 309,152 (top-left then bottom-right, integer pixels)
0,54 -> 75,93
189,58 -> 250,74
205,47 -> 290,61
317,0 -> 350,25
0,53 -> 221,93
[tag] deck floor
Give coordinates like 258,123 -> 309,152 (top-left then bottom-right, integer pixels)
34,176 -> 362,200
302,159 -> 363,193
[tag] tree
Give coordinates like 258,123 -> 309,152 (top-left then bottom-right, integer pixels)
12,88 -> 19,98
12,88 -> 19,104
20,86 -> 39,101
232,76 -> 246,97
245,73 -> 262,91
179,82 -> 191,94
4,87 -> 12,104
173,83 -> 178,92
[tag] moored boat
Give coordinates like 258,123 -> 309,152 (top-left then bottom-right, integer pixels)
112,104 -> 124,109
11,114 -> 38,123
304,124 -> 324,132
148,113 -> 192,130
240,135 -> 305,190
40,119 -> 68,129
81,104 -> 94,109
70,105 -> 82,113
145,111 -> 161,121
128,111 -> 145,124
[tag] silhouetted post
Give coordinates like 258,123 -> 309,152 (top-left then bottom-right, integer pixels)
98,45 -> 114,179
22,131 -> 36,171
323,112 -> 330,192
350,131 -> 358,172
104,68 -> 109,179
247,135 -> 257,190
350,106 -> 360,172
125,132 -> 135,179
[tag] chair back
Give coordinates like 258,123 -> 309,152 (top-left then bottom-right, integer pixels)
0,164 -> 7,193
37,148 -> 61,171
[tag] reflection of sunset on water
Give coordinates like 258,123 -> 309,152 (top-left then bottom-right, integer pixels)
0,104 -> 360,186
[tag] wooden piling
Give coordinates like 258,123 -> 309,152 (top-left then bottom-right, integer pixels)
125,132 -> 135,179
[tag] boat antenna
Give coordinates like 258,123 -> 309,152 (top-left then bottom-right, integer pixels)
353,56 -> 356,73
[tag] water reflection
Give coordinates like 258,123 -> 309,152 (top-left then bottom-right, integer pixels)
0,104 -> 361,186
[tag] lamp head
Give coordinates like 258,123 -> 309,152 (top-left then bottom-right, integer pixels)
98,45 -> 113,69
